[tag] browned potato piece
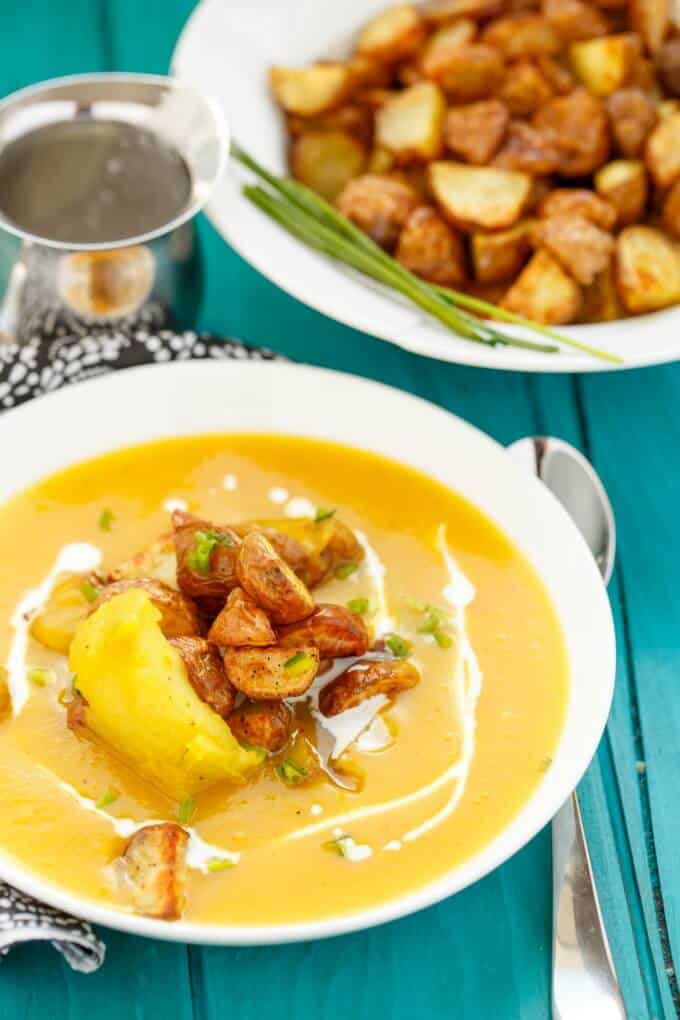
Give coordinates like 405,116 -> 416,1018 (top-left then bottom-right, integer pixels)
655,39 -> 680,97
319,658 -> 420,717
500,60 -> 554,116
208,587 -> 275,647
481,14 -> 562,58
354,87 -> 400,111
287,105 -> 373,145
109,532 -> 176,588
122,823 -> 188,920
347,54 -> 393,89
662,178 -> 680,238
443,100 -> 509,164
536,54 -> 577,94
579,264 -> 624,321
170,636 -> 236,718
645,111 -> 680,189
291,131 -> 366,201
420,0 -> 503,22
277,603 -> 369,659
501,249 -> 583,323
234,517 -> 363,589
270,65 -> 352,117
420,20 -> 478,79
237,531 -> 314,626
630,0 -> 669,55
173,512 -> 240,608
395,205 -> 467,285
569,34 -> 642,96
615,225 -> 680,312
367,146 -> 396,173
544,0 -> 608,42
396,62 -> 424,87
533,89 -> 610,176
471,220 -> 535,283
356,4 -> 426,63
324,519 -> 365,570
375,81 -> 446,163
336,173 -> 420,248
425,44 -> 505,101
492,121 -> 562,174
224,644 -> 319,700
533,215 -> 614,284
539,187 -> 617,228
605,87 -> 658,156
429,162 -> 532,230
92,578 -> 201,639
594,159 -> 648,225
0,668 -> 8,720
227,700 -> 292,753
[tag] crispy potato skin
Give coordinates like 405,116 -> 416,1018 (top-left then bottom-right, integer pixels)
170,636 -> 236,718
492,120 -> 562,174
443,100 -> 509,164
319,658 -> 420,717
500,59 -> 554,116
579,264 -> 623,321
501,249 -> 583,323
629,0 -> 669,56
287,104 -> 374,144
233,518 -> 363,589
534,214 -> 615,284
535,54 -> 577,94
645,111 -> 680,189
224,644 -> 320,700
533,89 -> 610,176
662,178 -> 680,239
594,159 -> 648,225
396,205 -> 467,285
291,131 -> 366,201
336,173 -> 420,248
277,603 -> 369,659
356,4 -> 426,63
123,823 -> 188,920
420,0 -> 503,22
481,14 -> 562,58
605,87 -> 658,156
173,512 -> 240,606
544,0 -> 609,43
656,39 -> 680,97
227,700 -> 292,753
237,532 -> 315,625
92,578 -> 201,639
615,225 -> 680,312
539,187 -> 618,228
472,221 -> 534,283
208,587 -> 275,647
424,43 -> 506,101
420,20 -> 478,81
270,65 -> 352,117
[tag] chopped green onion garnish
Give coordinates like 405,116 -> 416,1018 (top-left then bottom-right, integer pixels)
323,835 -> 353,858
80,580 -> 100,603
207,857 -> 235,872
276,758 -> 308,785
404,596 -> 428,613
99,507 -> 115,532
540,756 -> 553,772
96,787 -> 119,810
28,667 -> 54,687
178,798 -> 196,825
347,597 -> 369,615
434,631 -> 453,649
284,651 -> 313,677
187,530 -> 234,574
385,633 -> 412,659
417,607 -> 450,635
315,507 -> 336,523
335,561 -> 358,580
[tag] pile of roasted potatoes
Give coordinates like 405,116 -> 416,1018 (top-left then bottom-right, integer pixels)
270,0 -> 680,325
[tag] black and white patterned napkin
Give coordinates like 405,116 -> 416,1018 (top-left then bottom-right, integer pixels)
0,328 -> 284,970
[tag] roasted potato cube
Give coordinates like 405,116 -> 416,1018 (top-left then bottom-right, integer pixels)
375,81 -> 445,162
173,512 -> 240,606
645,111 -> 680,189
569,33 -> 642,97
471,220 -> 535,283
224,644 -> 319,700
500,59 -> 554,116
594,159 -> 648,225
354,87 -> 399,111
237,531 -> 314,626
319,658 -> 420,717
170,636 -> 236,718
539,187 -> 617,228
501,249 -> 583,323
367,146 -> 396,173
227,700 -> 292,754
533,214 -> 614,284
429,161 -> 532,230
286,105 -> 373,145
336,173 -> 420,248
356,4 -> 426,63
579,263 -> 624,321
395,62 -> 425,87
270,64 -> 352,117
443,99 -> 509,164
630,0 -> 669,55
234,517 -> 363,589
605,87 -> 658,156
277,603 -> 369,659
393,205 -> 464,283
208,587 -> 275,647
615,225 -> 680,312
92,578 -> 201,640
481,14 -> 562,58
544,0 -> 608,42
533,89 -> 610,175
420,0 -> 503,22
655,39 -> 680,96
492,120 -> 562,174
109,532 -> 177,588
30,574 -> 92,654
423,44 -> 505,101
347,54 -> 393,89
291,131 -> 366,201
323,519 -> 365,569
123,823 -> 188,920
662,178 -> 680,238
536,54 -> 577,94
420,20 -> 478,79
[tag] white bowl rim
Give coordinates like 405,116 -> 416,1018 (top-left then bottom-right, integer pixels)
0,360 -> 616,944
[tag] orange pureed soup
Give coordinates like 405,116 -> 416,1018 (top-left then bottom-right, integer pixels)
0,435 -> 567,924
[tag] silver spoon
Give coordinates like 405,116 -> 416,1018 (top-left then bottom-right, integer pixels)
507,436 -> 626,1020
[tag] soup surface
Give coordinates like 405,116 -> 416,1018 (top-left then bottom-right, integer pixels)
0,434 -> 567,925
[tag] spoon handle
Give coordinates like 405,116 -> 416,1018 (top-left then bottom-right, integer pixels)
552,792 -> 627,1019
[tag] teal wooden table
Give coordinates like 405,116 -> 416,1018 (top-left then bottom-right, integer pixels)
1,3 -> 679,1017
